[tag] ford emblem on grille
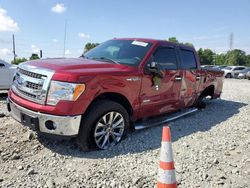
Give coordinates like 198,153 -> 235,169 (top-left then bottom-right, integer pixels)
16,74 -> 25,86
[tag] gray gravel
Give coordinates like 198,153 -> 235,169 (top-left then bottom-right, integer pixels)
0,79 -> 250,187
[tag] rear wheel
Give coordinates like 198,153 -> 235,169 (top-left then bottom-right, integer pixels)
193,95 -> 206,109
77,100 -> 129,151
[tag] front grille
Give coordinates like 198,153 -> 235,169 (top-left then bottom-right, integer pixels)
18,68 -> 45,79
26,81 -> 43,90
16,88 -> 37,99
12,65 -> 54,104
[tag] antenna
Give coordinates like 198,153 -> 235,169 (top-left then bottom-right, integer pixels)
229,32 -> 234,51
63,20 -> 67,57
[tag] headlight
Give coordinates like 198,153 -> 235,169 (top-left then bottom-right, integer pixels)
47,81 -> 85,106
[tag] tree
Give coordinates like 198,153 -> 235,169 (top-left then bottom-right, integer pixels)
198,48 -> 215,65
246,55 -> 250,66
84,43 -> 99,53
215,53 -> 226,65
167,37 -> 179,43
184,42 -> 194,47
225,49 -> 246,66
29,53 -> 40,60
11,57 -> 27,65
167,37 -> 194,47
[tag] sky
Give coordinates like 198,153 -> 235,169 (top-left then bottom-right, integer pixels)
0,0 -> 250,62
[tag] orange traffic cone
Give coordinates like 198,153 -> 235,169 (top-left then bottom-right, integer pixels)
157,126 -> 177,188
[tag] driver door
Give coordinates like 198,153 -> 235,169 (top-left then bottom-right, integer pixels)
138,45 -> 182,119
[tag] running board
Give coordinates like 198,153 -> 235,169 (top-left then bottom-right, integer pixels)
134,108 -> 198,130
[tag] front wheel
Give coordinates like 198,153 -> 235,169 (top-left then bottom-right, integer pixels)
225,73 -> 232,78
77,100 -> 129,151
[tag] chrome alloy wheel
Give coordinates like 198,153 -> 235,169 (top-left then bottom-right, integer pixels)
94,111 -> 125,149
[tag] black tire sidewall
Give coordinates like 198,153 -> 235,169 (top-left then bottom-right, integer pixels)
77,100 -> 130,150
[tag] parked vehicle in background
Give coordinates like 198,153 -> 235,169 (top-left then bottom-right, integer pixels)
216,65 -> 228,70
201,65 -> 219,71
222,66 -> 246,78
0,60 -> 17,90
246,71 -> 250,80
201,65 -> 227,71
237,67 -> 250,79
7,38 -> 224,150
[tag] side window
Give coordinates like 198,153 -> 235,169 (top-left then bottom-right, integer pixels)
233,67 -> 245,71
154,48 -> 177,70
180,49 -> 197,69
0,63 -> 5,68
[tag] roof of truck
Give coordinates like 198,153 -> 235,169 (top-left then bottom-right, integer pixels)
114,38 -> 195,49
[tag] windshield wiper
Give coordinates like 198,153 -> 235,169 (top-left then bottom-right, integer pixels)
91,57 -> 120,64
79,54 -> 87,58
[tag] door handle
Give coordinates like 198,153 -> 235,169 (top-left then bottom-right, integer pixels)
175,76 -> 182,81
196,76 -> 201,80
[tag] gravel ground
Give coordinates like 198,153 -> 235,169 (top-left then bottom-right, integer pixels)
0,79 -> 249,188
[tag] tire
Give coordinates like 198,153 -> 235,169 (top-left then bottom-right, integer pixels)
77,100 -> 129,151
193,95 -> 206,109
225,73 -> 232,78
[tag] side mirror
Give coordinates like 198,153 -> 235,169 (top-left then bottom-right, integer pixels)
146,61 -> 164,78
148,61 -> 157,69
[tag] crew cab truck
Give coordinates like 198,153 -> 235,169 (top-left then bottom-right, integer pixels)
7,38 -> 224,150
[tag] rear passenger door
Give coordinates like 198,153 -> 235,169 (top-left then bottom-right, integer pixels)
178,48 -> 201,108
139,45 -> 182,118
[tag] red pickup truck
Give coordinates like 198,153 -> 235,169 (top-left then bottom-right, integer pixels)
7,38 -> 224,150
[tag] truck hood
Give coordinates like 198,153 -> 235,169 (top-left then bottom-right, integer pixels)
20,58 -> 138,82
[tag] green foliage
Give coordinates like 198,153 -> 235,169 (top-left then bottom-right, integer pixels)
29,53 -> 40,60
225,49 -> 246,66
11,57 -> 27,65
167,37 -> 249,66
246,55 -> 250,66
184,42 -> 194,47
198,48 -> 250,66
167,37 -> 179,43
215,53 -> 226,65
167,37 -> 194,47
198,48 -> 215,65
84,43 -> 99,53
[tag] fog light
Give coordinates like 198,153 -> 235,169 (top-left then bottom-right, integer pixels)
45,120 -> 56,130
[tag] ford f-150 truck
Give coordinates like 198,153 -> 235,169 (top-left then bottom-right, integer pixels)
7,38 -> 224,150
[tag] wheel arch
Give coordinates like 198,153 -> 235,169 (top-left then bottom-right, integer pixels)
200,85 -> 215,99
85,92 -> 133,117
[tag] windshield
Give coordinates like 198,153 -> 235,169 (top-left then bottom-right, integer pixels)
223,67 -> 232,70
84,40 -> 152,66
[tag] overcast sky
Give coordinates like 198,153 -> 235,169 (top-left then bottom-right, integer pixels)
0,0 -> 250,62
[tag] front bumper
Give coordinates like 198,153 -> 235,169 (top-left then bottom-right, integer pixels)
7,98 -> 81,136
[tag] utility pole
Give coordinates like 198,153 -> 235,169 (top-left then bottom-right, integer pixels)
12,34 -> 16,64
63,20 -> 67,57
229,32 -> 234,51
40,50 -> 43,59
